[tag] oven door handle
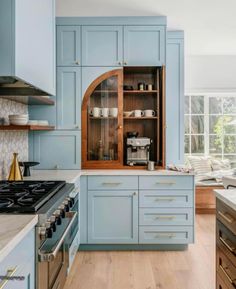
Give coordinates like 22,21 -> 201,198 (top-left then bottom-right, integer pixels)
38,211 -> 77,262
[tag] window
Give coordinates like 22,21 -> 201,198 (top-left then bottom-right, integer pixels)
185,95 -> 236,167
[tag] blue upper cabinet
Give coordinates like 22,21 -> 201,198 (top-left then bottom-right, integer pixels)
57,67 -> 81,129
124,26 -> 166,66
0,0 -> 55,95
32,130 -> 81,169
82,26 -> 123,66
57,26 -> 81,66
166,31 -> 184,165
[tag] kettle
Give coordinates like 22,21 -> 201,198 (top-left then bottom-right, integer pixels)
8,153 -> 23,181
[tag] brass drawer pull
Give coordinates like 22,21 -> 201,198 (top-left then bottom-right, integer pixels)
219,236 -> 236,253
218,211 -> 234,224
0,266 -> 18,289
102,182 -> 121,186
155,197 -> 175,202
155,181 -> 176,185
155,216 -> 175,220
155,233 -> 176,238
219,264 -> 236,285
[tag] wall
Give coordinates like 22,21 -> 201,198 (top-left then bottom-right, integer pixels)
0,99 -> 28,179
185,55 -> 236,94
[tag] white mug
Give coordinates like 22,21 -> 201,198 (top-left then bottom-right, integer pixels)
109,107 -> 118,117
134,110 -> 144,117
101,107 -> 109,118
144,110 -> 155,117
90,107 -> 100,117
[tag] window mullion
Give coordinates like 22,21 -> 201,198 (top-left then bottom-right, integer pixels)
205,96 -> 209,156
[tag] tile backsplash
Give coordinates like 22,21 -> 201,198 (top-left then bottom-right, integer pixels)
0,99 -> 28,179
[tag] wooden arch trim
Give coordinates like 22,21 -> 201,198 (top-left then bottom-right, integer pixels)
81,68 -> 123,169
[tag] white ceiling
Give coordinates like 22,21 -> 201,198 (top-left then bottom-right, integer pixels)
56,0 -> 236,56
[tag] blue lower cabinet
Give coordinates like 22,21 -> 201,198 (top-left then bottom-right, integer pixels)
0,229 -> 35,289
88,190 -> 138,244
31,130 -> 81,169
139,226 -> 193,244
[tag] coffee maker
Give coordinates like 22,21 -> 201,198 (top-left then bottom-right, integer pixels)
126,132 -> 152,166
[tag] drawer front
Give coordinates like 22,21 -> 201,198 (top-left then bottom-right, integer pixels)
139,226 -> 193,244
88,176 -> 138,190
139,208 -> 193,226
217,199 -> 236,235
0,229 -> 35,280
140,190 -> 193,208
217,248 -> 236,289
139,176 -> 193,190
216,220 -> 236,268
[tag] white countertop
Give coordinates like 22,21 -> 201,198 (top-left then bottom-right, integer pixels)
0,214 -> 38,263
25,169 -> 194,183
215,189 -> 236,211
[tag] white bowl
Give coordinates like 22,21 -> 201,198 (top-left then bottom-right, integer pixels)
10,119 -> 28,125
9,114 -> 29,119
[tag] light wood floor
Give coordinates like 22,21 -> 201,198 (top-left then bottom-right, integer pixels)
64,214 -> 215,289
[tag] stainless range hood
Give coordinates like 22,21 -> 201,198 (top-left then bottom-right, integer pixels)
0,77 -> 49,96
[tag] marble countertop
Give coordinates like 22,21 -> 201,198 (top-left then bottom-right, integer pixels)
25,169 -> 194,183
215,189 -> 236,211
0,214 -> 38,263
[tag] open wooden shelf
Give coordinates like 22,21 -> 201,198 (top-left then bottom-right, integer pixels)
0,95 -> 55,105
123,117 -> 158,120
123,90 -> 158,94
0,125 -> 55,131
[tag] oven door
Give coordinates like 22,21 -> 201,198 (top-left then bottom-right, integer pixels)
38,211 -> 77,289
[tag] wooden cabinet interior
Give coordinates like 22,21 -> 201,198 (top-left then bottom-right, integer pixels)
82,67 -> 165,169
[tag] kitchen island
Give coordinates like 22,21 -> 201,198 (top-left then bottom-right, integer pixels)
215,189 -> 236,289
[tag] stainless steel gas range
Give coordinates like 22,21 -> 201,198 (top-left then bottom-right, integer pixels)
0,180 -> 80,289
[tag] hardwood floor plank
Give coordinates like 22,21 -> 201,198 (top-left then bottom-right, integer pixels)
64,214 -> 215,289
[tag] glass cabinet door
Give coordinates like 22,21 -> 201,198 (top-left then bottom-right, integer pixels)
82,69 -> 123,168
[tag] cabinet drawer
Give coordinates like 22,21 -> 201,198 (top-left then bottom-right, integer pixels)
139,190 -> 193,208
88,176 -> 138,190
217,199 -> 236,235
139,226 -> 193,244
139,208 -> 193,226
139,176 -> 193,190
217,220 -> 236,268
217,247 -> 236,289
0,229 -> 35,279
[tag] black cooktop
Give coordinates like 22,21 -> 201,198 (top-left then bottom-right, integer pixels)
0,181 -> 66,213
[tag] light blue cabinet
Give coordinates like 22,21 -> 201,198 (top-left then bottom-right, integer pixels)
88,190 -> 138,244
166,31 -> 184,165
57,67 -> 81,129
0,0 -> 55,95
0,228 -> 35,289
124,26 -> 166,66
57,25 -> 81,66
32,130 -> 81,169
82,26 -> 123,66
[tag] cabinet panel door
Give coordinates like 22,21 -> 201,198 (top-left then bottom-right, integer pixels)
166,34 -> 184,165
88,190 -> 138,243
124,26 -> 165,66
57,67 -> 81,129
32,130 -> 81,169
57,26 -> 81,66
82,26 -> 123,66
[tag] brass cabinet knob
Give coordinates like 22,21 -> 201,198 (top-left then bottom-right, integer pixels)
124,61 -> 128,65
118,61 -> 122,65
133,192 -> 137,196
75,125 -> 80,129
118,125 -> 123,129
75,60 -> 80,65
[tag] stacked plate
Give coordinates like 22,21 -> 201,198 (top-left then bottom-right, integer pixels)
9,114 -> 29,125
